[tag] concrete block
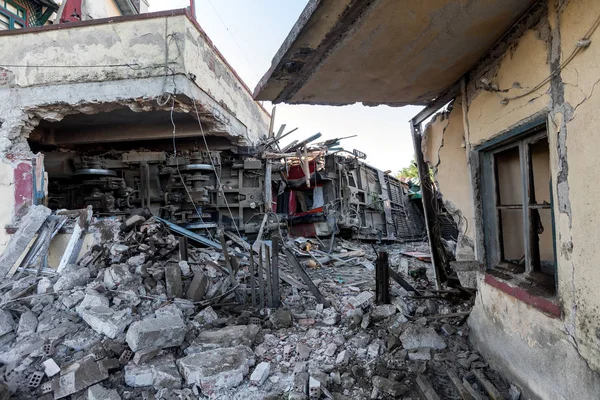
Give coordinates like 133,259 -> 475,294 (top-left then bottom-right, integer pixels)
336,350 -> 350,366
124,215 -> 145,229
296,342 -> 312,360
321,308 -> 340,326
76,293 -> 109,315
42,358 -> 60,377
165,264 -> 183,299
400,325 -> 446,350
80,306 -> 132,339
250,362 -> 270,386
176,346 -> 255,395
61,290 -> 85,309
324,343 -> 337,357
309,376 -> 321,399
185,272 -> 207,301
178,261 -> 191,276
87,384 -> 121,400
37,277 -> 53,294
269,309 -> 293,329
126,315 -> 186,352
124,355 -> 181,389
0,310 -> 15,336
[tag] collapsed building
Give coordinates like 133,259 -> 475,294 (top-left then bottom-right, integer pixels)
255,0 -> 600,398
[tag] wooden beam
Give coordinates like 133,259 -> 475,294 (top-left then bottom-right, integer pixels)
282,247 -> 328,306
473,370 -> 504,400
447,370 -> 474,400
416,375 -> 441,400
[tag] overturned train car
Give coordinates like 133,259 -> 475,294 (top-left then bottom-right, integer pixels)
273,153 -> 427,241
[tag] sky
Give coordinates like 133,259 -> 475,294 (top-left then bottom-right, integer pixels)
148,0 -> 421,172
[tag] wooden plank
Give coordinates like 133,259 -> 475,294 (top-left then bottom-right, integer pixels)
473,370 -> 504,400
282,247 -> 327,306
462,379 -> 485,400
249,250 -> 256,308
271,237 -> 280,308
447,370 -> 474,400
258,246 -> 265,308
218,230 -> 232,274
416,375 -> 441,400
57,206 -> 92,273
387,266 -> 423,296
264,244 -> 272,307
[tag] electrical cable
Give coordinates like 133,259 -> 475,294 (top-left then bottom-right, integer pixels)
502,13 -> 600,103
192,99 -> 244,240
170,98 -> 216,241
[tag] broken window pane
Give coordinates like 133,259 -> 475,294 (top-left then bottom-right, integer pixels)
499,209 -> 525,265
530,137 -> 551,205
495,146 -> 522,206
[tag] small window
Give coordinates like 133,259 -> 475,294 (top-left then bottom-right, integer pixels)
481,124 -> 556,295
0,1 -> 26,30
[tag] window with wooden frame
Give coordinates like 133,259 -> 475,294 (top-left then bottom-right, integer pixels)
0,0 -> 26,30
480,122 -> 557,295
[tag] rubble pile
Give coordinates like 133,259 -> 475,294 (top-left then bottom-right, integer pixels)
0,207 -> 520,400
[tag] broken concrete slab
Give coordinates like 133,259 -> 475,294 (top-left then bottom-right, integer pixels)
0,205 -> 51,279
408,347 -> 432,361
400,325 -> 447,350
53,267 -> 90,292
133,347 -> 160,365
165,264 -> 183,299
125,315 -> 186,352
0,310 -> 16,336
87,384 -> 121,400
80,306 -> 132,339
187,325 -> 259,352
185,271 -> 207,301
124,355 -> 181,389
177,346 -> 255,395
370,304 -> 397,321
42,358 -> 60,377
53,356 -> 109,399
17,311 -> 37,337
270,309 -> 293,329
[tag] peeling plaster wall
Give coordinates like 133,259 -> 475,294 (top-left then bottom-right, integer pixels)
457,0 -> 600,397
422,98 -> 475,258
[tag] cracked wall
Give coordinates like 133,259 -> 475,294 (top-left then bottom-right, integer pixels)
457,0 -> 600,397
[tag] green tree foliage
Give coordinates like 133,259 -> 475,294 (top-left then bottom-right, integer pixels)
397,159 -> 419,180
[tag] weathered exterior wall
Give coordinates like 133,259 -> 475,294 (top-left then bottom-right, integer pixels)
425,0 -> 600,397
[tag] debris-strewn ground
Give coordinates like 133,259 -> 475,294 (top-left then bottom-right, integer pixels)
0,215 -> 520,400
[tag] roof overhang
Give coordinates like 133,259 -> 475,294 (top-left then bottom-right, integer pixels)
254,0 -> 538,106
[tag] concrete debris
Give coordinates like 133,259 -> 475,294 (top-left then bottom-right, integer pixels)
126,315 -> 186,352
0,210 -> 515,399
177,346 -> 255,394
249,361 -> 270,386
87,384 -> 121,400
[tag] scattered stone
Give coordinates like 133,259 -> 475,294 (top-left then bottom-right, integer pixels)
127,254 -> 146,267
133,347 -> 161,365
336,350 -> 350,366
187,325 -> 259,352
294,372 -> 309,394
124,355 -> 181,389
250,362 -> 270,386
270,309 -> 293,329
126,315 -> 186,352
296,342 -> 312,360
185,271 -> 207,301
80,307 -> 132,339
37,278 -> 53,294
177,346 -> 255,395
367,342 -> 380,358
324,343 -> 337,357
42,358 -> 60,377
372,376 -> 408,397
178,260 -> 191,276
510,384 -> 522,400
400,325 -> 446,350
441,323 -> 456,336
87,384 -> 121,400
124,215 -> 146,229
